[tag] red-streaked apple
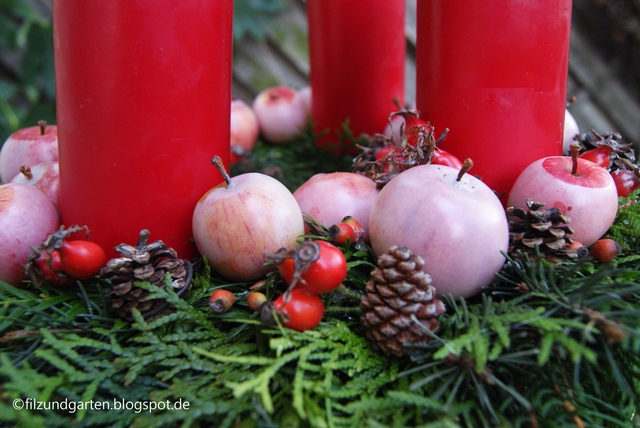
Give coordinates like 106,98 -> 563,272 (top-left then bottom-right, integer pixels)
0,183 -> 60,287
192,156 -> 304,282
507,145 -> 618,247
252,86 -> 307,144
10,161 -> 60,213
230,98 -> 259,164
369,160 -> 509,298
293,172 -> 379,242
0,121 -> 58,183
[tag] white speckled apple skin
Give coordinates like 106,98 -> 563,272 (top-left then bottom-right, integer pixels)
369,164 -> 509,298
506,156 -> 618,247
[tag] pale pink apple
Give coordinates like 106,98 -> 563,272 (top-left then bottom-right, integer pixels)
252,86 -> 307,144
293,172 -> 379,242
0,183 -> 60,287
507,147 -> 618,247
0,121 -> 58,183
10,161 -> 60,213
563,109 -> 580,155
369,162 -> 509,298
299,86 -> 312,115
230,98 -> 259,164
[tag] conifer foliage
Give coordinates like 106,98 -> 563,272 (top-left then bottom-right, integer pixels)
1,128 -> 639,427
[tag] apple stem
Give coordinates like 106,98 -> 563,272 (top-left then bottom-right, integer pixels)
211,156 -> 234,188
456,158 -> 474,182
570,143 -> 581,176
19,166 -> 33,180
37,120 -> 47,135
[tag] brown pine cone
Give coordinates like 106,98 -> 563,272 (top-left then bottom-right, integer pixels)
361,245 -> 446,357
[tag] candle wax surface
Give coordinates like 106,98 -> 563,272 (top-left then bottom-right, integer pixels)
416,0 -> 572,200
53,1 -> 233,259
307,0 -> 406,150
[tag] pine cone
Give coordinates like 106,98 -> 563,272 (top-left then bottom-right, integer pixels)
360,246 -> 446,357
101,230 -> 192,320
507,199 -> 587,261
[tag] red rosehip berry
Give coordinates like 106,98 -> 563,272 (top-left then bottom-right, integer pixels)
589,238 -> 621,263
209,289 -> 235,313
247,291 -> 267,311
328,222 -> 356,246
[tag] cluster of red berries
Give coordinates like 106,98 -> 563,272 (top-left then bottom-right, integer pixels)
208,238 -> 349,332
27,225 -> 108,287
260,239 -> 348,331
327,215 -> 365,247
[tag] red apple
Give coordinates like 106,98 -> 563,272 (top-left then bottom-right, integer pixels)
0,121 -> 58,183
293,172 -> 379,242
252,86 -> 307,144
369,160 -> 509,298
10,161 -> 60,213
192,156 -> 304,282
230,98 -> 259,164
0,183 -> 60,287
507,145 -> 618,247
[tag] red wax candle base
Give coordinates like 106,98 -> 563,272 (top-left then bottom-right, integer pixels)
307,0 -> 406,151
53,1 -> 233,259
416,0 -> 572,200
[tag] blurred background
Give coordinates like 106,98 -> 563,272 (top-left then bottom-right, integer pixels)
1,0 -> 639,145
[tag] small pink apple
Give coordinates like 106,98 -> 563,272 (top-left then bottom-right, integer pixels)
299,86 -> 312,115
10,161 -> 61,213
293,172 -> 379,242
563,109 -> 579,155
507,145 -> 618,247
0,183 -> 60,287
0,121 -> 58,183
230,98 -> 259,164
252,86 -> 307,144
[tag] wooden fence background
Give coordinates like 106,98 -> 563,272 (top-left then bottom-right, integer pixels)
4,0 -> 640,145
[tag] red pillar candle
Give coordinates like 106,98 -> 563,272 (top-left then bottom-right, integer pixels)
416,1 -> 572,199
307,0 -> 405,150
53,1 -> 233,259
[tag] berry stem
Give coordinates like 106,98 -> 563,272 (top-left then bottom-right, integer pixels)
570,143 -> 580,176
456,158 -> 474,182
211,156 -> 234,188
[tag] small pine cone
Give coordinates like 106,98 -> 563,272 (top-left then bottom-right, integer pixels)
101,230 -> 192,320
360,246 -> 446,357
506,199 -> 587,262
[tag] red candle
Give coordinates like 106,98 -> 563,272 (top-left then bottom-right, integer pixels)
53,1 -> 233,259
307,0 -> 405,150
416,1 -> 572,199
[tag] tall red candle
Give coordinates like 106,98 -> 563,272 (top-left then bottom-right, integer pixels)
307,0 -> 405,150
53,1 -> 233,259
416,1 -> 572,199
